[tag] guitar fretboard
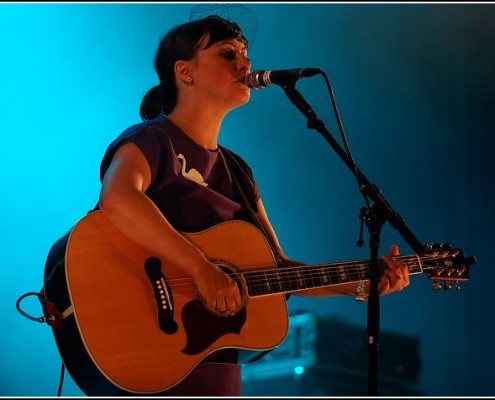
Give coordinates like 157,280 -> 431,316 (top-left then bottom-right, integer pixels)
242,256 -> 424,296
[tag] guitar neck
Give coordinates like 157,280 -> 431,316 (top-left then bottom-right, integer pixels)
242,255 -> 424,297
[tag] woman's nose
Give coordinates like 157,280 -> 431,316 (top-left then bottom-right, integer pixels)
239,54 -> 251,70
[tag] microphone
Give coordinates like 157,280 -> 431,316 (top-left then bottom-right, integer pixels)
244,67 -> 321,89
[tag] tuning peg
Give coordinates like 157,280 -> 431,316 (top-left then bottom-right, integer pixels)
455,281 -> 461,290
443,281 -> 452,290
441,243 -> 452,251
456,268 -> 467,278
438,243 -> 452,257
432,281 -> 442,290
430,243 -> 441,256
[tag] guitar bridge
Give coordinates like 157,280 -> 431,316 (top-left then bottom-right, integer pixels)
144,257 -> 179,334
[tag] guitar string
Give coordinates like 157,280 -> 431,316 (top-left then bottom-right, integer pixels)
160,256 -> 407,289
163,254 -> 449,291
165,254 -> 426,289
161,254 -> 463,296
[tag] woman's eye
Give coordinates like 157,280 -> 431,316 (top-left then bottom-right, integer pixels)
220,51 -> 236,60
219,51 -> 250,63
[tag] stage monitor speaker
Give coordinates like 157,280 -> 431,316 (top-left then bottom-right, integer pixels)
242,312 -> 423,396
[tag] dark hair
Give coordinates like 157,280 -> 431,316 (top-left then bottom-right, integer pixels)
140,15 -> 247,121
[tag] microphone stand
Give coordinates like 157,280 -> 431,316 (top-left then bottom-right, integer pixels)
279,83 -> 426,396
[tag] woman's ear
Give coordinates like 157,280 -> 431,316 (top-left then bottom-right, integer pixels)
175,60 -> 193,85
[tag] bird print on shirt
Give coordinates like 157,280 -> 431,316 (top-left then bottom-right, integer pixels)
177,153 -> 208,187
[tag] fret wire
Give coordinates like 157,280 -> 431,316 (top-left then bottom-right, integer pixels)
166,255 -> 430,295
242,254 -> 429,296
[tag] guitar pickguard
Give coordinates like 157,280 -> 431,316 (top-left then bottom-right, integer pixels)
181,299 -> 247,355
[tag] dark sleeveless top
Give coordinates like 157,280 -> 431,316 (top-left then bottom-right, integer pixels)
100,116 -> 260,232
99,116 -> 261,396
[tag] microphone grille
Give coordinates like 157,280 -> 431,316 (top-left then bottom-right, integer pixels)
244,71 -> 264,90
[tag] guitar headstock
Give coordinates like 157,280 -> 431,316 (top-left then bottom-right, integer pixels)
421,243 -> 476,290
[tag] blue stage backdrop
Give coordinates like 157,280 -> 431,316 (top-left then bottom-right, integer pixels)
2,3 -> 494,396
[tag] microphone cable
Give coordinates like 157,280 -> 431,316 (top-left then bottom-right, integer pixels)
317,69 -> 372,210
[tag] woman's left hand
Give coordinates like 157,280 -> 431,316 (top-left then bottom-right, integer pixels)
378,244 -> 410,295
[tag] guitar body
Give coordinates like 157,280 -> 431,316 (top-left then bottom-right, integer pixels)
43,211 -> 289,395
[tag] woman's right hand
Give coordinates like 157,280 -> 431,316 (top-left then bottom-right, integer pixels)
192,260 -> 243,316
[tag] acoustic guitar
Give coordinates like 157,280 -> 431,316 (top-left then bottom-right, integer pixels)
42,210 -> 474,395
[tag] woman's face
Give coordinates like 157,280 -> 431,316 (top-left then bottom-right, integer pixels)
188,35 -> 252,112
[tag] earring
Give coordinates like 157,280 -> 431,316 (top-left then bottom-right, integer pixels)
186,76 -> 193,84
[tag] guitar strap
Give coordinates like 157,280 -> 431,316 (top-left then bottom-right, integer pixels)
221,147 -> 285,269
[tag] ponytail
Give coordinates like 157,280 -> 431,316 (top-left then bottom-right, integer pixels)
139,82 -> 177,121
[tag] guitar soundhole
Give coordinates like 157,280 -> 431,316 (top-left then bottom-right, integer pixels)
209,260 -> 248,317
144,257 -> 179,335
